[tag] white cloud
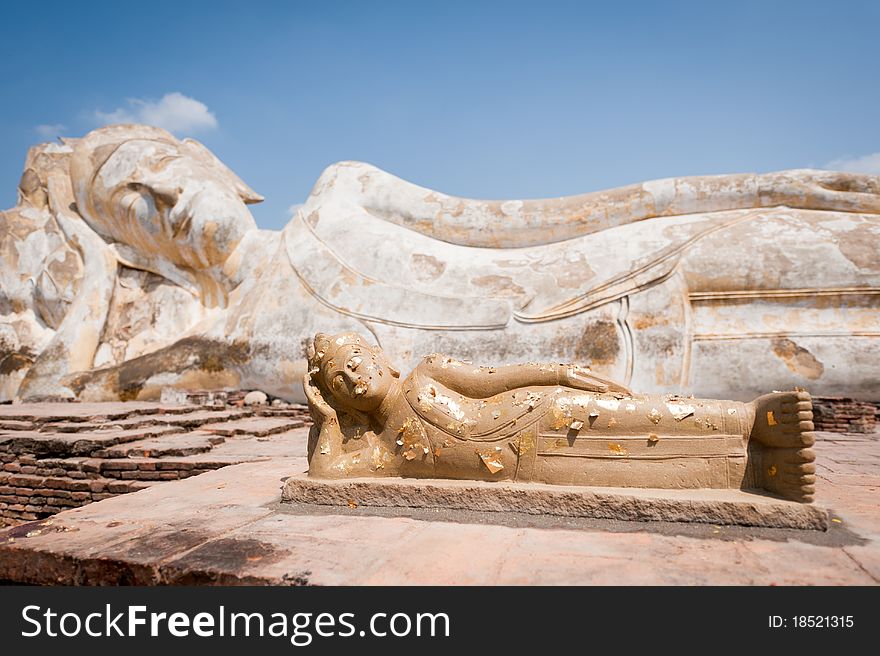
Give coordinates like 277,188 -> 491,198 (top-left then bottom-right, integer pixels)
95,92 -> 218,134
34,123 -> 67,138
288,203 -> 304,217
824,152 -> 880,175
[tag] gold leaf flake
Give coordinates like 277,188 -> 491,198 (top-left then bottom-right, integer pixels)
667,402 -> 695,421
766,411 -> 777,426
608,443 -> 629,456
515,433 -> 535,456
648,433 -> 659,443
371,446 -> 389,470
648,408 -> 662,424
477,450 -> 504,474
569,419 -> 584,431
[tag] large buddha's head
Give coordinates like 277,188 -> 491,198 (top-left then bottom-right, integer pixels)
69,124 -> 262,299
307,332 -> 400,413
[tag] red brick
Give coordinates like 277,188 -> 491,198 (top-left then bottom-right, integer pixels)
159,461 -> 193,470
7,474 -> 43,487
81,459 -> 103,473
101,461 -> 139,471
47,497 -> 78,507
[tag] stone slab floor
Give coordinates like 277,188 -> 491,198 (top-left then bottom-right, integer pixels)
0,426 -> 877,585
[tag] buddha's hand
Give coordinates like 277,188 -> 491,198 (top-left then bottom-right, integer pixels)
302,373 -> 339,425
560,365 -> 610,393
561,365 -> 633,395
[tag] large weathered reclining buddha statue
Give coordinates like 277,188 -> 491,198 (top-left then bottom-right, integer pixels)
303,332 -> 817,503
1,124 -> 878,403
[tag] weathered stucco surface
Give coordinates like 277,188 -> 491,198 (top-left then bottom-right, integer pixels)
1,124 -> 877,404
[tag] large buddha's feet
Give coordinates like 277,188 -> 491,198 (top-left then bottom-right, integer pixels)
748,391 -> 817,503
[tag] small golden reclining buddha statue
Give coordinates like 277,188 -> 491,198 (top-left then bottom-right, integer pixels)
304,332 -> 817,503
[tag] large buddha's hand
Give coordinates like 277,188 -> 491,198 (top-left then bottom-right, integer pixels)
759,170 -> 880,215
302,373 -> 339,425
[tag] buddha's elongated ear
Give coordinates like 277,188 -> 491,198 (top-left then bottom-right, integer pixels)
181,137 -> 264,204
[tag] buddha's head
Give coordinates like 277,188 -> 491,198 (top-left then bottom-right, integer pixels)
69,125 -> 262,287
307,332 -> 400,413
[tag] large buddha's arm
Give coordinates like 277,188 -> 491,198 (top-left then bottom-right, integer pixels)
418,356 -> 631,398
314,163 -> 880,248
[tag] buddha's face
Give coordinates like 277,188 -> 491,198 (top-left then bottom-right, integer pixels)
72,129 -> 261,275
321,343 -> 397,412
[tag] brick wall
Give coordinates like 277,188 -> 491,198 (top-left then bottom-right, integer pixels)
812,397 -> 879,434
0,400 -> 309,527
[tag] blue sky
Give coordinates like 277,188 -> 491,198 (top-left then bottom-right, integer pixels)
1,0 -> 878,229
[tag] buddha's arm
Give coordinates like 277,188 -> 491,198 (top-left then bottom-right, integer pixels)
324,163 -> 880,249
303,374 -> 345,476
418,357 -> 631,399
308,421 -> 388,478
303,374 -> 385,478
18,173 -> 117,401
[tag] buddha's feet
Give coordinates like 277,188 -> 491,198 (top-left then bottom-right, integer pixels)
748,391 -> 817,503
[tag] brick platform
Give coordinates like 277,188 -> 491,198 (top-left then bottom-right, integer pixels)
0,402 -> 310,526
